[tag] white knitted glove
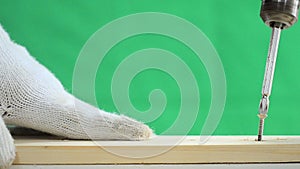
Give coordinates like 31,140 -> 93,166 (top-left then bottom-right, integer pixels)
0,117 -> 15,169
0,24 -> 153,168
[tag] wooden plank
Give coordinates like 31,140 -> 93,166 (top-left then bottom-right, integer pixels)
13,136 -> 300,165
10,164 -> 300,169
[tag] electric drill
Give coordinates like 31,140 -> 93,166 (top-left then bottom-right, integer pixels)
258,0 -> 300,141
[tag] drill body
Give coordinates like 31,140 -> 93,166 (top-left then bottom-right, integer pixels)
258,0 -> 299,141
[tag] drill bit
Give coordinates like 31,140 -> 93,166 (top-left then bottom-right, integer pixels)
258,25 -> 282,141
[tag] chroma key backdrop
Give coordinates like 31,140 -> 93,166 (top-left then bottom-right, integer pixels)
1,0 -> 300,136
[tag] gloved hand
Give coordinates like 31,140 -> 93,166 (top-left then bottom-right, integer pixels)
0,24 -> 153,168
0,117 -> 15,169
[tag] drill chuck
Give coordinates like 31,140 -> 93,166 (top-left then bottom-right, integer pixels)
260,0 -> 300,29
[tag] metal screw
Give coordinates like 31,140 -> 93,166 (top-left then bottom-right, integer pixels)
258,118 -> 265,141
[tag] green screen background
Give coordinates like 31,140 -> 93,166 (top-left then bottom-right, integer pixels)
0,0 -> 299,135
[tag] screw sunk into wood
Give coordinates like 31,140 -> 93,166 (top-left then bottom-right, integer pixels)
257,119 -> 265,141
